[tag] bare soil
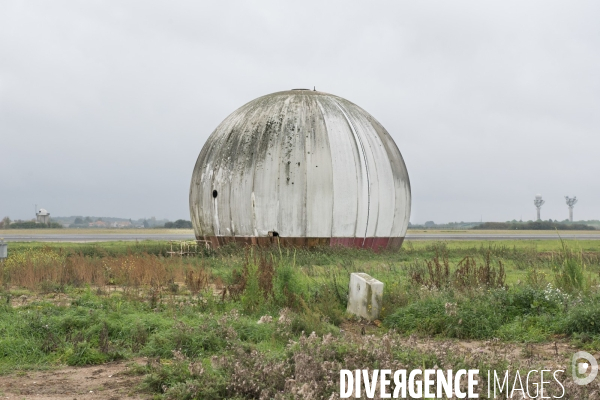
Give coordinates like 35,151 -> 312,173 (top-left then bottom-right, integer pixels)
341,320 -> 589,371
1,328 -> 597,399
0,322 -> 595,399
0,359 -> 149,400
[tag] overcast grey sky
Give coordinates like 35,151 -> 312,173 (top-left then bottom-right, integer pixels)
1,1 -> 598,224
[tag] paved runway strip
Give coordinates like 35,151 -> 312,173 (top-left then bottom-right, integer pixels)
405,232 -> 600,240
1,233 -> 195,242
1,231 -> 599,242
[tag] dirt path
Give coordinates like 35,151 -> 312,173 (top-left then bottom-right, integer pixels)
1,326 -> 596,399
0,359 -> 149,400
341,321 -> 587,370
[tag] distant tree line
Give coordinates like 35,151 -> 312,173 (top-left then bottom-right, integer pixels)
69,216 -> 95,227
0,217 -> 63,229
409,221 -> 481,229
0,217 -> 10,229
0,215 -> 193,229
163,219 -> 193,229
472,221 -> 596,230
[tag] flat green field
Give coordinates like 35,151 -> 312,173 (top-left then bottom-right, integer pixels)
1,240 -> 599,398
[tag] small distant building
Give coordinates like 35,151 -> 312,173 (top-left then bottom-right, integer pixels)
89,221 -> 107,228
36,209 -> 50,224
110,221 -> 132,228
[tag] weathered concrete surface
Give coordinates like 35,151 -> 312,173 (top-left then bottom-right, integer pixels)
346,272 -> 384,321
0,241 -> 7,259
189,89 -> 411,249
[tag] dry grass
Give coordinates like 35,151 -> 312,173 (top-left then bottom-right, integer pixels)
0,247 -> 205,291
2,243 -> 600,399
408,250 -> 506,291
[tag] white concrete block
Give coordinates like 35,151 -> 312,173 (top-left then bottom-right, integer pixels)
0,241 -> 6,259
346,273 -> 384,321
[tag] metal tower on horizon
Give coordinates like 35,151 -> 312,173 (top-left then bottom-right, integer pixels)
565,196 -> 578,222
534,194 -> 545,221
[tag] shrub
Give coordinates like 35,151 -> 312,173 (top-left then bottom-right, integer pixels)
495,316 -> 553,342
240,257 -> 263,313
454,253 -> 506,290
144,319 -> 228,358
385,286 -> 566,340
66,341 -> 111,366
385,296 -> 450,336
525,267 -> 549,289
142,355 -> 227,399
407,251 -> 506,292
407,252 -> 450,290
273,254 -> 304,310
561,298 -> 600,335
503,285 -> 565,317
553,240 -> 589,293
164,220 -> 193,229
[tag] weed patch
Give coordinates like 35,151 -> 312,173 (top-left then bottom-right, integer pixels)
2,240 -> 600,397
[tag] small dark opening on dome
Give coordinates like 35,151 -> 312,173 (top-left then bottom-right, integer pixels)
212,190 -> 218,198
291,88 -> 310,91
268,231 -> 279,237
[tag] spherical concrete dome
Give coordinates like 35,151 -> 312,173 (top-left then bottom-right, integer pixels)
189,89 -> 411,251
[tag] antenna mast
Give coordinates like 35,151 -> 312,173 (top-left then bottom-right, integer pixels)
565,196 -> 578,222
533,194 -> 545,221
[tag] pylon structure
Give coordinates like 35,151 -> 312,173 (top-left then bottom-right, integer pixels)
534,194 -> 545,221
565,196 -> 578,222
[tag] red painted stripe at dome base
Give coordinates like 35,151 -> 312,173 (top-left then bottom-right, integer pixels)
198,236 -> 404,252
